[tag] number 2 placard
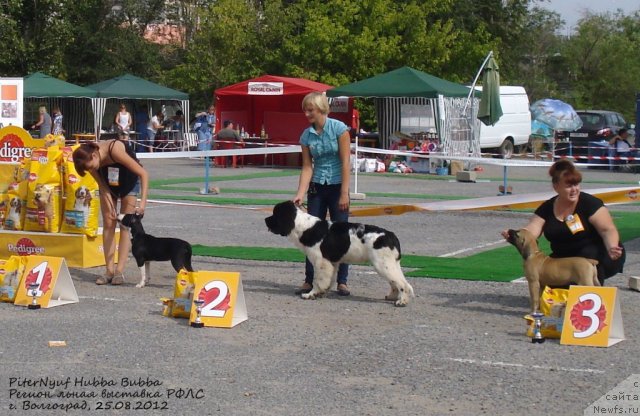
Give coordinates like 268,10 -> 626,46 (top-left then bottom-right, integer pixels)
189,271 -> 247,328
560,286 -> 624,347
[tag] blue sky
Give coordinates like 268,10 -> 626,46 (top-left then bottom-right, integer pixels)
543,0 -> 639,29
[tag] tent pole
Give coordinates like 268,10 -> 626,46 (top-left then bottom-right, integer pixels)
350,134 -> 366,200
201,154 -> 212,194
463,50 -> 493,114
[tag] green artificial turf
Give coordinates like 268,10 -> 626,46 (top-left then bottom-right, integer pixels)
191,211 -> 640,283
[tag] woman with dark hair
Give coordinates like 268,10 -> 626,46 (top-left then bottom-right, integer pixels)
73,139 -> 148,285
502,159 -> 625,284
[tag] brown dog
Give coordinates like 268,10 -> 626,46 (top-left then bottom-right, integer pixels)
506,228 -> 599,313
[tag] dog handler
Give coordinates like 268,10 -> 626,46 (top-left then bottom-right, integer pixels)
293,92 -> 352,296
501,159 -> 624,285
72,139 -> 149,285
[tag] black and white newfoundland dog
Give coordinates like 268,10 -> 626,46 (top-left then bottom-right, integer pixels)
265,201 -> 414,306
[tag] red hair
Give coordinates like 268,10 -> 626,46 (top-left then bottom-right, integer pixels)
549,159 -> 582,185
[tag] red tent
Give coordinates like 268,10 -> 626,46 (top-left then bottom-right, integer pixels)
214,75 -> 352,165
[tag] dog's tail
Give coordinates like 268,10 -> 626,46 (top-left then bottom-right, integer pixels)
589,260 -> 600,286
183,257 -> 194,273
183,245 -> 194,272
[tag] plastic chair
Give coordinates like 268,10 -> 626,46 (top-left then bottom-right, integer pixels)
182,132 -> 198,151
215,140 -> 244,167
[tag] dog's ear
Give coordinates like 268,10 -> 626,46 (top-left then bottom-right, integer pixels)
517,230 -> 532,259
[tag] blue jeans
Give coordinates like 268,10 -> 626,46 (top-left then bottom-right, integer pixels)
146,129 -> 156,151
197,130 -> 212,151
304,182 -> 349,285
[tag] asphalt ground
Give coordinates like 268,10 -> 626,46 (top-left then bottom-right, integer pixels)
2,156 -> 640,415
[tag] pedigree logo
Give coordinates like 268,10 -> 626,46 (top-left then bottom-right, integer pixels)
68,174 -> 79,185
0,126 -> 44,163
627,190 -> 637,200
8,237 -> 45,256
0,134 -> 31,163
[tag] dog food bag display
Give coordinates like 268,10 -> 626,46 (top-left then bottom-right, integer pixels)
0,193 -> 8,229
4,182 -> 27,231
0,256 -> 26,303
60,146 -> 100,237
44,134 -> 65,148
160,297 -> 174,317
24,147 -> 63,233
172,269 -> 196,318
0,163 -> 17,193
525,287 -> 569,339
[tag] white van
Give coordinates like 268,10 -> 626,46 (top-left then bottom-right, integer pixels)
475,86 -> 531,158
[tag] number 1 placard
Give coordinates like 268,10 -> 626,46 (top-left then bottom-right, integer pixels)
189,271 -> 247,328
560,286 -> 624,347
13,255 -> 79,308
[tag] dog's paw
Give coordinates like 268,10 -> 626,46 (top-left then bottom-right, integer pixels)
135,282 -> 146,288
301,292 -> 316,300
385,291 -> 399,301
394,297 -> 409,307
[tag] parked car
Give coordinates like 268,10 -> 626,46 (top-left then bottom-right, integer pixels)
555,110 -> 634,159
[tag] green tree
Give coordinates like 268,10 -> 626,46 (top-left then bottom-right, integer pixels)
564,11 -> 640,119
62,0 -> 164,84
512,6 -> 564,102
166,0 -> 261,111
0,0 -> 73,77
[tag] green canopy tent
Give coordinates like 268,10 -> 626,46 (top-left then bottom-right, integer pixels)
24,72 -> 97,98
328,66 -> 473,98
327,66 -> 480,155
86,74 -> 189,140
23,72 -> 98,136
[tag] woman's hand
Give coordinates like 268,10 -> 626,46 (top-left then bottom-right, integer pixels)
135,204 -> 145,218
608,245 -> 623,260
339,193 -> 350,212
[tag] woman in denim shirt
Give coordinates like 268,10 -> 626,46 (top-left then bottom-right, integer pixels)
293,92 -> 352,296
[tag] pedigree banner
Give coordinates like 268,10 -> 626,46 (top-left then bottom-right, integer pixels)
0,126 -> 45,163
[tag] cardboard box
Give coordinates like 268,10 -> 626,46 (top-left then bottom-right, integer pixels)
450,160 -> 464,175
456,171 -> 477,182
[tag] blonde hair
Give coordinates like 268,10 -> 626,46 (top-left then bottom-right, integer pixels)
302,92 -> 330,115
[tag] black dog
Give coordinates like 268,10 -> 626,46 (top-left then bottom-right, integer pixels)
117,213 -> 193,288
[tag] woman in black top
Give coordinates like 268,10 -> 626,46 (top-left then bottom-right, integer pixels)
73,139 -> 149,285
502,159 -> 624,284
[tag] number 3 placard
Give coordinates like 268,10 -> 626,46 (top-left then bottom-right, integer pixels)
189,271 -> 247,328
560,286 -> 624,347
